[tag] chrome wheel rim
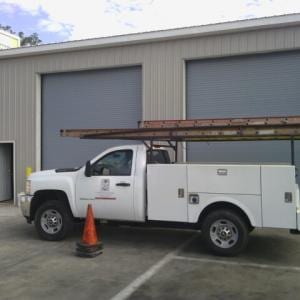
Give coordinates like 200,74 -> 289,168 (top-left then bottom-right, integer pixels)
40,209 -> 63,234
210,219 -> 239,249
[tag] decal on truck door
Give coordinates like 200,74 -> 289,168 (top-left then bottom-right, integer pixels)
101,179 -> 110,191
95,178 -> 116,200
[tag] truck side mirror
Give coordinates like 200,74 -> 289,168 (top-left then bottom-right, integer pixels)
85,160 -> 92,177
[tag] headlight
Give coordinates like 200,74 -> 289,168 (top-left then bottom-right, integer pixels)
25,180 -> 31,195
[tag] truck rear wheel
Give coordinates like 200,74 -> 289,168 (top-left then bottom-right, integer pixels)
202,209 -> 249,256
34,200 -> 73,241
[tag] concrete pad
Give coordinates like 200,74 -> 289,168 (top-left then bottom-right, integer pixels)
0,203 -> 20,217
1,206 -> 300,300
181,228 -> 300,268
0,215 -> 193,300
129,258 -> 300,300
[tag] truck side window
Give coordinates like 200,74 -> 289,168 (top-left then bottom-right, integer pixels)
147,150 -> 171,164
92,150 -> 133,176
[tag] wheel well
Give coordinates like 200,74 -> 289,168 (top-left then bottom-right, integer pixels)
197,202 -> 252,229
30,190 -> 73,221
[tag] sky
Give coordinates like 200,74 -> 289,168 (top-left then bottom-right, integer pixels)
1,0 -> 300,44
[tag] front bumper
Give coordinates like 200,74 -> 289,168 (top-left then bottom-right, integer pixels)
18,193 -> 33,218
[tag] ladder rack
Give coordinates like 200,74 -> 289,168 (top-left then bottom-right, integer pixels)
60,115 -> 300,142
139,116 -> 300,129
60,115 -> 300,165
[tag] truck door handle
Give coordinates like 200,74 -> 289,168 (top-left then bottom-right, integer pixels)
116,182 -> 131,187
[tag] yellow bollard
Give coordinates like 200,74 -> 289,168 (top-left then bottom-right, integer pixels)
26,167 -> 32,178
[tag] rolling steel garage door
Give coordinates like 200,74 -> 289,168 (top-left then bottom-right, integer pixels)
42,66 -> 142,169
186,51 -> 300,182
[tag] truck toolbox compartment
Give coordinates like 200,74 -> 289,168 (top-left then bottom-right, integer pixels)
187,164 -> 261,195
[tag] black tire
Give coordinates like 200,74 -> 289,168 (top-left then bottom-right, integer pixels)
34,200 -> 73,241
202,209 -> 249,256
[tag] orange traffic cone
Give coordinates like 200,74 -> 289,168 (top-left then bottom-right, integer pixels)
76,204 -> 103,258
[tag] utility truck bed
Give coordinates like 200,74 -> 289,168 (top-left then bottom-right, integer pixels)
147,164 -> 297,229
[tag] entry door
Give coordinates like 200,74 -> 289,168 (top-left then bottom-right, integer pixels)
76,149 -> 135,221
0,144 -> 12,201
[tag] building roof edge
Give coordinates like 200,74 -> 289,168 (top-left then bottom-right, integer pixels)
1,13 -> 300,59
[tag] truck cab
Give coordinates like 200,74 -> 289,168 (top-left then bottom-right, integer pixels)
20,143 -> 300,256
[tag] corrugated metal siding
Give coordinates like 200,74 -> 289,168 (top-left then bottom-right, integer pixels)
42,67 -> 142,169
1,25 -> 300,197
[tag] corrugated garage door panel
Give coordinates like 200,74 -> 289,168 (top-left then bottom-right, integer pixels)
42,66 -> 142,169
187,51 -> 300,182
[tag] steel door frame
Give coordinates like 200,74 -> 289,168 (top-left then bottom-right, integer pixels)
0,141 -> 16,204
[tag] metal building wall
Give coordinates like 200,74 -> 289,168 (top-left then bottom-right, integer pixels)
1,25 -> 300,198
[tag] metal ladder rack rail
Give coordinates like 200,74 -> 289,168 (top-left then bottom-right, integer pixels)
60,115 -> 300,165
138,116 -> 300,128
60,115 -> 300,141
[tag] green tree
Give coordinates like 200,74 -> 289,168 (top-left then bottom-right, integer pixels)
0,24 -> 42,46
0,24 -> 14,34
19,32 -> 42,46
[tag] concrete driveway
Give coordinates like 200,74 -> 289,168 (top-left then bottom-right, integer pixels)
1,204 -> 300,300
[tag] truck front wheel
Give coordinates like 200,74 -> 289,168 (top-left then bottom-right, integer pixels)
34,200 -> 73,241
202,209 -> 249,256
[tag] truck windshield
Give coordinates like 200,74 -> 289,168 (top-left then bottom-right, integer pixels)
147,150 -> 171,164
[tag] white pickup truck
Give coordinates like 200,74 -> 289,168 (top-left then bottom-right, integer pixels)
20,143 -> 300,256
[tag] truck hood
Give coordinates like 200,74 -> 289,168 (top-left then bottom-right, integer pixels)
29,167 -> 82,179
29,170 -> 56,179
27,168 -> 79,199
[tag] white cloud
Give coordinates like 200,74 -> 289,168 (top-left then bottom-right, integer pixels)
38,19 -> 63,33
38,19 -> 72,37
0,2 -> 16,14
1,0 -> 41,15
1,0 -> 300,42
